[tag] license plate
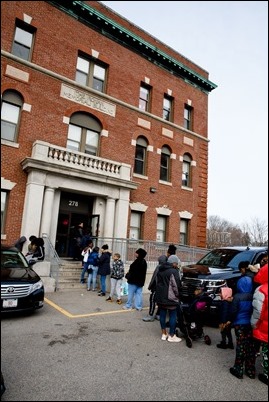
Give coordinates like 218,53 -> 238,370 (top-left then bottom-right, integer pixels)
3,299 -> 18,308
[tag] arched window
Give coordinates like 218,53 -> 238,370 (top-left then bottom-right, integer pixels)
1,90 -> 23,142
134,136 -> 148,176
67,112 -> 101,155
160,146 -> 171,182
182,153 -> 192,187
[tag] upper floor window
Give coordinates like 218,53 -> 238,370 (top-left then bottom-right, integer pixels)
12,21 -> 35,61
1,90 -> 23,142
180,219 -> 189,245
67,112 -> 101,155
184,105 -> 193,130
182,153 -> 192,187
134,136 -> 148,176
76,56 -> 106,92
129,212 -> 143,240
156,215 -> 167,242
160,146 -> 171,182
1,191 -> 8,234
139,84 -> 151,112
163,95 -> 173,121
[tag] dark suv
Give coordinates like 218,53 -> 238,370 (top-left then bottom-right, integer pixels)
181,246 -> 267,320
1,245 -> 45,313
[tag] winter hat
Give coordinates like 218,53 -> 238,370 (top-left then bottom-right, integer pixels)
167,244 -> 177,255
167,255 -> 180,265
101,244 -> 109,250
158,254 -> 167,264
135,248 -> 147,258
221,287 -> 232,300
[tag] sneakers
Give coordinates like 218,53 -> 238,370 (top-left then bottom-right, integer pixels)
258,373 -> 268,385
217,342 -> 227,349
155,315 -> 160,321
227,343 -> 234,349
122,306 -> 132,310
167,335 -> 182,343
143,315 -> 155,322
161,333 -> 168,341
245,371 -> 255,379
136,308 -> 143,311
229,367 -> 243,379
116,299 -> 122,305
106,296 -> 113,302
98,292 -> 106,296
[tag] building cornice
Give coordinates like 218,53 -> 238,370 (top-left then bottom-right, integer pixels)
47,0 -> 217,94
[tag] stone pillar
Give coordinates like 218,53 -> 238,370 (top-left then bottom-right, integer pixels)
103,197 -> 115,238
114,189 -> 130,238
40,187 -> 55,237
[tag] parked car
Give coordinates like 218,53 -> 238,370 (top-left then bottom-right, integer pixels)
1,245 -> 45,313
181,246 -> 268,321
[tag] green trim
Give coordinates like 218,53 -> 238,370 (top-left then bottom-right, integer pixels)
47,1 -> 217,93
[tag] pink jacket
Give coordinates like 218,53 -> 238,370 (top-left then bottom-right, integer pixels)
251,264 -> 268,343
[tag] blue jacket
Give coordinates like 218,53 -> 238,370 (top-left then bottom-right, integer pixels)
231,276 -> 253,326
87,250 -> 99,267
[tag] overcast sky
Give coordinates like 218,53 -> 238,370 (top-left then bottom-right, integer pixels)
101,1 -> 268,226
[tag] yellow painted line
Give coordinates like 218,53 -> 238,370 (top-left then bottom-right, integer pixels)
44,297 -> 146,318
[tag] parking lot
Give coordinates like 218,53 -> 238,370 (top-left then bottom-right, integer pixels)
1,289 -> 268,401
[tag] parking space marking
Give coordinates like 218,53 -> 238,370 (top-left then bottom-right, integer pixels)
44,297 -> 146,318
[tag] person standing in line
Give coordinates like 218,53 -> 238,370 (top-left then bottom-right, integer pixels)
80,240 -> 93,285
97,244 -> 111,296
216,287 -> 234,349
86,246 -> 100,291
229,275 -> 256,379
251,263 -> 268,385
122,248 -> 147,311
106,253 -> 125,304
155,254 -> 182,343
142,254 -> 167,322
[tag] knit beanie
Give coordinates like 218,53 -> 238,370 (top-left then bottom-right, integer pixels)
158,254 -> 167,264
167,255 -> 180,265
135,248 -> 147,258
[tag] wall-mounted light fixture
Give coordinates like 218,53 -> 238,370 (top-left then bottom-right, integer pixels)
150,187 -> 157,193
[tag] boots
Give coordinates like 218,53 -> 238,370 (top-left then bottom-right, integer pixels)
216,341 -> 227,349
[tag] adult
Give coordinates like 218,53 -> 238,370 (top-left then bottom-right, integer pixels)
155,254 -> 182,342
97,244 -> 111,296
251,263 -> 268,385
122,248 -> 147,311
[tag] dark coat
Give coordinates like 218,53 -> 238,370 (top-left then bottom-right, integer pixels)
97,250 -> 111,276
126,257 -> 147,287
155,262 -> 181,308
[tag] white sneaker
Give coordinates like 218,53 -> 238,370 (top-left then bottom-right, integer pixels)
167,335 -> 182,343
161,333 -> 168,341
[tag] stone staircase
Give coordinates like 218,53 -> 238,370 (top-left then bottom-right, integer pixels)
56,258 -> 84,291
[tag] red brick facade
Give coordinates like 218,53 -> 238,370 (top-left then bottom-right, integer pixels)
1,1 -> 217,252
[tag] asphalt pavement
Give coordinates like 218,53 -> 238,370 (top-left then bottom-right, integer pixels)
1,288 -> 268,401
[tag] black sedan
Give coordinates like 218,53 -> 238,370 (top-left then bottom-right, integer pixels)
1,245 -> 44,313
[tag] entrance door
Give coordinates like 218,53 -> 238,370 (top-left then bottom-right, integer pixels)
56,213 -> 89,257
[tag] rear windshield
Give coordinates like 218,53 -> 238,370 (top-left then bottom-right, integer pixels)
196,249 -> 259,270
1,250 -> 29,268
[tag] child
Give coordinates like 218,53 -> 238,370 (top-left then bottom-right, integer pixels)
106,253 -> 124,304
216,287 -> 234,349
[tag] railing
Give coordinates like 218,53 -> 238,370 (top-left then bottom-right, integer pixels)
42,233 -> 62,289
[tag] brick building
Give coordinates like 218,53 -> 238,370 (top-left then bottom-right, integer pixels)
1,1 -> 217,256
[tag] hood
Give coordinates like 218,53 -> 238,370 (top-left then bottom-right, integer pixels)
158,255 -> 167,264
254,263 -> 268,285
221,287 -> 232,300
236,276 -> 253,293
136,248 -> 147,258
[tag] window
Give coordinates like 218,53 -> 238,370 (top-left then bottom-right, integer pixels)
180,219 -> 189,245
163,95 -> 173,121
184,105 -> 193,130
182,154 -> 192,187
134,136 -> 148,175
11,21 -> 35,61
129,212 -> 142,240
139,84 -> 151,112
156,216 -> 167,242
67,113 -> 101,155
160,146 -> 171,182
1,191 -> 8,234
1,90 -> 23,142
76,56 -> 106,92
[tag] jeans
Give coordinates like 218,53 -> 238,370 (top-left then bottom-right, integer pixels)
125,284 -> 143,309
159,308 -> 177,336
100,275 -> 107,293
87,266 -> 98,290
80,263 -> 88,283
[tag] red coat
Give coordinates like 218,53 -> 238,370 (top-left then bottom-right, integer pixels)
251,264 -> 268,343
